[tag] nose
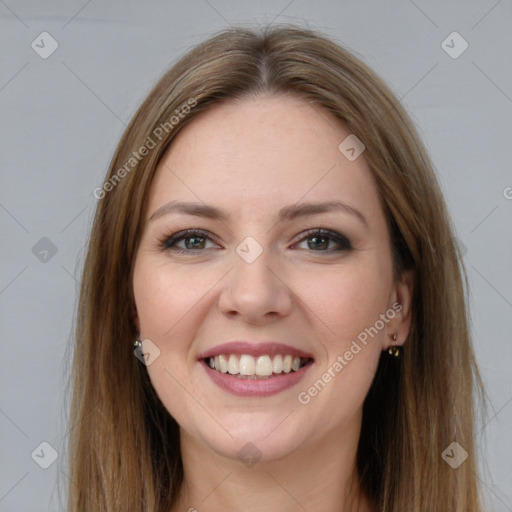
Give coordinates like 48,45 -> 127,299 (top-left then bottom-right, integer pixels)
218,247 -> 293,325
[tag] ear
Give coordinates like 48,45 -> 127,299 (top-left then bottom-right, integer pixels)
384,269 -> 414,349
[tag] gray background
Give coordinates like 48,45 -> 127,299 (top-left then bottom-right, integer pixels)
1,0 -> 511,510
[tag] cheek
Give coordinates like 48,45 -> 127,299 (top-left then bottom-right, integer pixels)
292,257 -> 391,421
133,260 -> 205,339
132,261 -> 206,425
295,258 -> 390,347
132,258 -> 224,396
294,264 -> 386,426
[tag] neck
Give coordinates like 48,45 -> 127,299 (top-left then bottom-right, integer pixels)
171,415 -> 373,512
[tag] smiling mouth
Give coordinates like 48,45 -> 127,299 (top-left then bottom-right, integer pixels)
204,354 -> 313,379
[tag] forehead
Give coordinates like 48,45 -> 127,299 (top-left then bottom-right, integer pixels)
147,94 -> 384,227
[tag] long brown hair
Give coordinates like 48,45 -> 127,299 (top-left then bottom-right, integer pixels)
66,24 -> 487,511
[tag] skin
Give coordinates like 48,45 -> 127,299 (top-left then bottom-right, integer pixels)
132,93 -> 413,512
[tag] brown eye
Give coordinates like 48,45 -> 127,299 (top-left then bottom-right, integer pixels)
159,229 -> 219,253
294,229 -> 352,252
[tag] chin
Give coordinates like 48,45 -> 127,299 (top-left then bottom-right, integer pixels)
206,432 -> 303,465
187,412 -> 306,464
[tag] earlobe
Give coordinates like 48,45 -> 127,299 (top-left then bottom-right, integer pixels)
385,269 -> 414,350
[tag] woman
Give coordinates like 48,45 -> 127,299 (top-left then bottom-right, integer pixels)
67,25 -> 486,511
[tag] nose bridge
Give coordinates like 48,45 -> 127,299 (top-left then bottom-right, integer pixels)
219,235 -> 292,320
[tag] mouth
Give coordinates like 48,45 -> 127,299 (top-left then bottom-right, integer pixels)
203,354 -> 313,379
197,341 -> 315,397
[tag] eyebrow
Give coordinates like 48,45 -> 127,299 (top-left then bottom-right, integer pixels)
148,200 -> 369,230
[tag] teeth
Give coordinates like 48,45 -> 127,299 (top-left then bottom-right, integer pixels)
256,355 -> 273,376
228,354 -> 239,374
218,354 -> 228,373
283,355 -> 292,373
272,354 -> 283,373
207,354 -> 307,377
239,355 -> 255,375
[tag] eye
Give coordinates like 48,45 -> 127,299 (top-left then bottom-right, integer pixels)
293,229 -> 352,252
158,229 -> 219,253
158,228 -> 352,255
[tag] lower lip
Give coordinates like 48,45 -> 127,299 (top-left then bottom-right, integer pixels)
199,359 -> 313,397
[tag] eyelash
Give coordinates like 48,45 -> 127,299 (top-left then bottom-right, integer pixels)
157,228 -> 352,255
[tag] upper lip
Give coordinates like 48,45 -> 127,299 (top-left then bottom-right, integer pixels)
197,341 -> 315,361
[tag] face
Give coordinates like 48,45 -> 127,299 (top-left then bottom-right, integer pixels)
132,93 -> 412,462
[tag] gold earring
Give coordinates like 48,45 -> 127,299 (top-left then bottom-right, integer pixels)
387,333 -> 400,357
